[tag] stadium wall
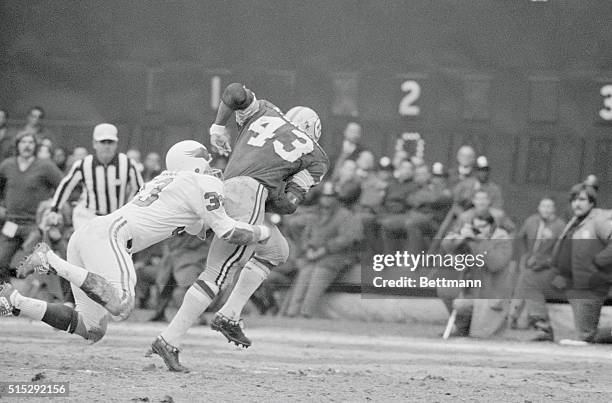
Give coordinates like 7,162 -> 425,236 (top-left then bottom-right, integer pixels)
1,0 -> 611,222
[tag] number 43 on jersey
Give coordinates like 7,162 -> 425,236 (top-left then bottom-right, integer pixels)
246,116 -> 314,162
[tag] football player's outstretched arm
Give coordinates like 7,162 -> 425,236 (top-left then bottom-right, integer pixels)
209,102 -> 233,156
209,82 -> 258,156
208,206 -> 270,245
212,99 -> 236,127
193,175 -> 270,244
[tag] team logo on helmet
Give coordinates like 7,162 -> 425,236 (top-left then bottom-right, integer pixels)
185,146 -> 211,161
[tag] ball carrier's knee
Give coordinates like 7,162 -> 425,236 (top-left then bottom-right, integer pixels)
247,257 -> 273,278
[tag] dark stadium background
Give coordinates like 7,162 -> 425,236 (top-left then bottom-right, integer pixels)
1,0 -> 611,222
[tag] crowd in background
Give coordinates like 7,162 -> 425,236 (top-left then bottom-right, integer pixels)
1,108 -> 611,345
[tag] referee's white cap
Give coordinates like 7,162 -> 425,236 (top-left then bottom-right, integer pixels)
93,123 -> 118,142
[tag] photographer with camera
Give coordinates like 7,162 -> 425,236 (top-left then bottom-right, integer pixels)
439,211 -> 515,338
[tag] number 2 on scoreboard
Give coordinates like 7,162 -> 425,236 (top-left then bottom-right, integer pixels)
399,80 -> 421,117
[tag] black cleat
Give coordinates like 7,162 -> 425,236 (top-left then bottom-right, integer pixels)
150,336 -> 190,373
0,282 -> 16,316
210,313 -> 251,348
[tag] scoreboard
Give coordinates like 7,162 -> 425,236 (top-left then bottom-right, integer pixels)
153,67 -> 612,166
61,63 -> 611,220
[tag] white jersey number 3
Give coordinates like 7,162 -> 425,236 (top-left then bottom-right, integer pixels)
133,176 -> 174,207
246,116 -> 314,162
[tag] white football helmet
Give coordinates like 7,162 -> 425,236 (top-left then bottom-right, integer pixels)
165,140 -> 213,174
285,106 -> 321,141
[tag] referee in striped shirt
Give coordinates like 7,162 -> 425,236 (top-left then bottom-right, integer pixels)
49,124 -> 143,230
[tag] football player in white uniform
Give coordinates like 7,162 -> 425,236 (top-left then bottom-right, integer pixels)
0,141 -> 270,354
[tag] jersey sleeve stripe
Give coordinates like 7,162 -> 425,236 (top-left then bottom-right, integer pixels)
291,169 -> 315,191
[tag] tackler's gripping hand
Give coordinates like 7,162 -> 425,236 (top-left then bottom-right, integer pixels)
209,124 -> 231,156
43,211 -> 61,229
257,225 -> 271,244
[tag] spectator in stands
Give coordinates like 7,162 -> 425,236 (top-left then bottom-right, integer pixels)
453,155 -> 503,210
452,190 -> 512,233
549,183 -> 612,344
441,211 -> 514,338
16,198 -> 75,305
511,197 -> 566,341
331,122 -> 366,178
431,162 -> 449,188
448,145 -> 476,189
376,156 -> 394,184
474,156 -> 503,208
377,159 -> 419,253
65,146 -> 88,168
430,148 -> 478,249
333,159 -> 361,209
19,106 -> 55,146
36,144 -> 52,160
584,174 -> 599,192
0,132 -> 63,281
73,146 -> 88,159
391,149 -> 409,178
352,154 -> 388,254
143,152 -> 162,182
355,150 -> 374,176
356,152 -> 387,214
52,147 -> 68,172
404,163 -> 453,254
286,182 -> 363,318
127,148 -> 144,174
430,162 -> 453,227
28,199 -> 72,260
0,109 -> 17,160
438,190 -> 514,313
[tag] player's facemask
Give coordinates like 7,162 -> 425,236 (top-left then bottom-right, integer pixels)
210,168 -> 224,180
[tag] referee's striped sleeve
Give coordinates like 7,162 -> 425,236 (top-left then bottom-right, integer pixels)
127,158 -> 144,199
51,159 -> 84,212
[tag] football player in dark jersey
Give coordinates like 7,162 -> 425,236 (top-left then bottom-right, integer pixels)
152,83 -> 328,372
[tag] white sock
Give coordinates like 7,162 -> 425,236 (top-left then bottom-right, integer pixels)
161,281 -> 217,347
11,291 -> 47,321
217,261 -> 270,321
46,251 -> 88,287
